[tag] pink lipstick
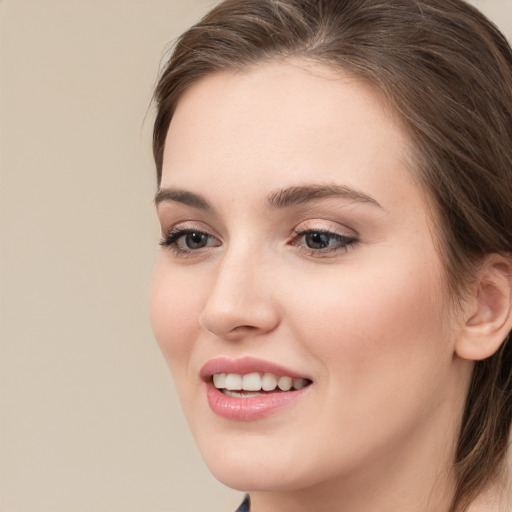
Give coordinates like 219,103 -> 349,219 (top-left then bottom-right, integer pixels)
201,357 -> 312,421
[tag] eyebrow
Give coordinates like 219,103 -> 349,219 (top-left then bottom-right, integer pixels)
267,184 -> 382,209
154,188 -> 213,211
154,183 -> 382,211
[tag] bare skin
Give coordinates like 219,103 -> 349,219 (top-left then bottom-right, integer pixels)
151,60 -> 512,512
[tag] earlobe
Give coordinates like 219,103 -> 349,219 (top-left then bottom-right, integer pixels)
455,254 -> 512,361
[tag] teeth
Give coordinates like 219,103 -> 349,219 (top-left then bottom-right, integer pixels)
213,372 -> 310,392
277,376 -> 292,391
224,373 -> 242,390
224,390 -> 266,398
242,372 -> 262,391
213,373 -> 226,388
293,378 -> 307,390
261,373 -> 277,391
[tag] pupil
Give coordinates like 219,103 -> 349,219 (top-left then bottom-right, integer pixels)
186,232 -> 207,249
306,232 -> 330,249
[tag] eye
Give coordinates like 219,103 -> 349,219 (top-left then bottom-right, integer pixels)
160,228 -> 220,255
292,228 -> 358,255
303,231 -> 340,249
180,231 -> 210,249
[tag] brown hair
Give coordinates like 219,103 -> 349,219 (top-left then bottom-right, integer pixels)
152,1 -> 512,510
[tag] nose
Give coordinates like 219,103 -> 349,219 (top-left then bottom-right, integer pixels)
199,249 -> 280,341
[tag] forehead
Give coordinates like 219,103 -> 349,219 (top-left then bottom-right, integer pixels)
161,60 -> 421,214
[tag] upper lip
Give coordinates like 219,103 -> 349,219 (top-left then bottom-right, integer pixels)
200,356 -> 311,381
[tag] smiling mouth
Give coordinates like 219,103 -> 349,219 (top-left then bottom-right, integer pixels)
212,372 -> 312,397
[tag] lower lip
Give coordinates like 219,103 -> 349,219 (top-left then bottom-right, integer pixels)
206,383 -> 310,421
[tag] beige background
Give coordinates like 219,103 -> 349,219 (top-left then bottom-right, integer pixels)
0,1 -> 511,511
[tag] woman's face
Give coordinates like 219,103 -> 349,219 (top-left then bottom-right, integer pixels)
151,61 -> 470,494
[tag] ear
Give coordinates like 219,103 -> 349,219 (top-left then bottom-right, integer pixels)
455,254 -> 512,361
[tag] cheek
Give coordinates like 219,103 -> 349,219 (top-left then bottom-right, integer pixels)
285,252 -> 453,415
150,259 -> 203,380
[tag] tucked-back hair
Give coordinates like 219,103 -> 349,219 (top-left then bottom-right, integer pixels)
152,1 -> 512,510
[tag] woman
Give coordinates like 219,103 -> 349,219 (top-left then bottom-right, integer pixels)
149,1 -> 512,511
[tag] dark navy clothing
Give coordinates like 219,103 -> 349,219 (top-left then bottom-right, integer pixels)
235,495 -> 250,512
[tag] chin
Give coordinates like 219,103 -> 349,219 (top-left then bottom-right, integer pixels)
210,466 -> 280,492
206,459 -> 309,493
195,431 -> 338,494
198,438 -> 276,488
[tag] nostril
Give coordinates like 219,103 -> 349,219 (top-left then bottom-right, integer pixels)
200,320 -> 261,341
232,325 -> 258,332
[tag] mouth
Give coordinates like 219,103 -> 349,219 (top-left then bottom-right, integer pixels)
212,372 -> 312,398
201,357 -> 313,420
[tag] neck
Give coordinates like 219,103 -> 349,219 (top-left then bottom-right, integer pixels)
250,454 -> 456,512
466,457 -> 512,512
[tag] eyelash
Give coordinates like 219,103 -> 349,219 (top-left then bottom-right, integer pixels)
159,227 -> 219,256
291,228 -> 358,256
159,226 -> 358,257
